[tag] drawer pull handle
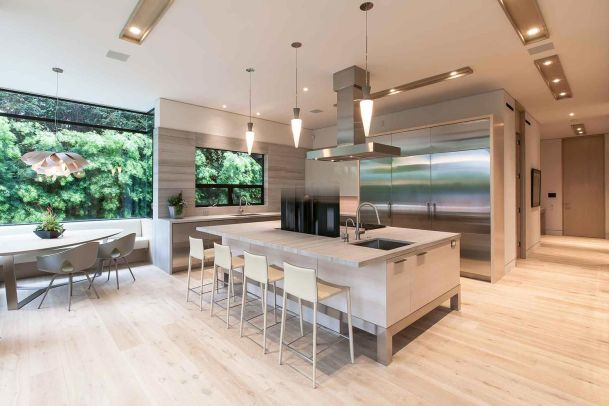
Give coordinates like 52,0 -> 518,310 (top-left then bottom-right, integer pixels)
451,240 -> 457,248
394,258 -> 407,264
417,252 -> 427,256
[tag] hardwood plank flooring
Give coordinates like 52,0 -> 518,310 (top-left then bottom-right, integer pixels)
1,238 -> 608,405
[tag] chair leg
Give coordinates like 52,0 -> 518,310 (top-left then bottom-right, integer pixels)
278,293 -> 288,365
262,282 -> 268,354
68,274 -> 73,311
84,272 -> 100,299
107,260 -> 111,281
37,275 -> 57,309
124,257 -> 135,281
199,261 -> 205,311
226,268 -> 232,328
239,276 -> 247,337
298,298 -> 304,337
312,301 -> 318,388
186,256 -> 192,302
114,260 -> 120,290
347,289 -> 354,364
89,260 -> 101,288
210,265 -> 217,317
273,281 -> 278,323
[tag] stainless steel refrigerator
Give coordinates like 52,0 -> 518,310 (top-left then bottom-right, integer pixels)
360,119 -> 491,279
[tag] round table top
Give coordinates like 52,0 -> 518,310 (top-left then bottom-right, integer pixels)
0,228 -> 122,256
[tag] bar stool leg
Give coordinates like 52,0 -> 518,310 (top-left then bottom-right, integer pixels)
312,301 -> 318,388
68,274 -> 73,312
298,298 -> 304,337
347,289 -> 354,363
273,281 -> 278,323
239,276 -> 247,337
114,259 -> 120,290
199,260 -> 205,311
226,267 -> 232,328
186,255 -> 192,302
210,265 -> 217,317
278,293 -> 288,365
262,282 -> 268,354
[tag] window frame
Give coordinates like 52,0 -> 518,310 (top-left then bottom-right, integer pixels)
195,147 -> 265,207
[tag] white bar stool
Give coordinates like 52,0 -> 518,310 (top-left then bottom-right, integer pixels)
185,236 -> 215,310
210,242 -> 245,327
278,262 -> 354,388
239,251 -> 287,354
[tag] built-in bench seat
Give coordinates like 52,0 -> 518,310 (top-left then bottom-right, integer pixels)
0,218 -> 152,280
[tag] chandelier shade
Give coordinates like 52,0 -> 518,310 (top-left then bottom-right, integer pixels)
21,151 -> 89,177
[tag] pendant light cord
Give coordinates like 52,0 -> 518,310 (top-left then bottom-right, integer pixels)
365,7 -> 369,87
295,46 -> 298,108
249,70 -> 252,122
54,70 -> 59,135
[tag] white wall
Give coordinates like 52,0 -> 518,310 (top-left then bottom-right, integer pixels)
524,113 -> 541,251
156,98 -> 314,149
540,139 -> 563,235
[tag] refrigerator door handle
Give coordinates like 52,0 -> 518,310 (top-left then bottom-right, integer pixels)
426,202 -> 431,219
432,203 -> 437,218
388,201 -> 392,218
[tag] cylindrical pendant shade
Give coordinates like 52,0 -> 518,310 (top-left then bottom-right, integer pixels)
360,98 -> 374,137
246,130 -> 255,155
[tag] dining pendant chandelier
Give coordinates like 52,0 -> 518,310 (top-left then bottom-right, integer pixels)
290,42 -> 303,148
359,2 -> 374,137
245,67 -> 255,155
20,67 -> 89,177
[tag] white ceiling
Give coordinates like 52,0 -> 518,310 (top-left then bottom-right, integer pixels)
1,0 -> 607,138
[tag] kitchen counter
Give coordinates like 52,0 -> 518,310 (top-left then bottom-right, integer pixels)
158,212 -> 280,224
198,220 -> 461,365
198,220 -> 459,267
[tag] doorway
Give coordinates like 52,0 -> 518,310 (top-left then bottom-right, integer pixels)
562,135 -> 605,238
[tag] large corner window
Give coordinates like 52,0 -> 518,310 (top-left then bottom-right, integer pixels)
0,88 -> 153,225
195,147 -> 264,207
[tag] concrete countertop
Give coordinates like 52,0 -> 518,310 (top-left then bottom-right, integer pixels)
159,212 -> 280,224
198,220 -> 460,267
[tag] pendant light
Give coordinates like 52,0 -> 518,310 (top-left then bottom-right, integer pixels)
359,2 -> 374,137
290,42 -> 303,148
21,67 -> 89,177
245,67 -> 255,155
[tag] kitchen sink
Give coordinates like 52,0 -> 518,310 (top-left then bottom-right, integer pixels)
351,238 -> 413,250
231,213 -> 264,217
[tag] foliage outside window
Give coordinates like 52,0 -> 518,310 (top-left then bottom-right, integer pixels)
0,89 -> 153,225
195,147 -> 264,207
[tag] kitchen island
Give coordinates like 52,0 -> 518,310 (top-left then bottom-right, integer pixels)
198,220 -> 461,365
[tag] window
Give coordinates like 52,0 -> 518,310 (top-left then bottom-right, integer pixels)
195,147 -> 264,207
0,88 -> 153,225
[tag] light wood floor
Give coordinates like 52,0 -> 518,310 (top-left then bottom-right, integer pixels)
1,238 -> 608,405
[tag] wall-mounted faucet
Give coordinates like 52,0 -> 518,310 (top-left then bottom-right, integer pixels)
239,196 -> 249,214
355,202 -> 381,240
343,218 -> 356,242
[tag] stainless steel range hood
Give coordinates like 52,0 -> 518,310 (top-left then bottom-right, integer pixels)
306,66 -> 400,161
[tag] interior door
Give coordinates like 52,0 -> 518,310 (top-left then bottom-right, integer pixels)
391,154 -> 432,230
563,135 -> 605,238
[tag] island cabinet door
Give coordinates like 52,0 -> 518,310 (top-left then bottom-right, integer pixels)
411,240 -> 460,311
386,254 -> 414,326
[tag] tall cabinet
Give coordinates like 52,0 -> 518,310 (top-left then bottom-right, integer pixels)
360,119 -> 492,279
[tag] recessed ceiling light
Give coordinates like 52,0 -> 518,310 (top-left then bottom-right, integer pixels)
543,60 -> 553,66
571,123 -> 586,135
129,26 -> 141,35
449,71 -> 458,76
534,55 -> 573,100
559,92 -> 567,97
222,104 -> 227,108
389,88 -> 396,92
256,112 -> 261,116
552,78 -> 561,83
119,0 -> 174,45
569,112 -> 574,117
303,87 -> 309,92
526,27 -> 540,37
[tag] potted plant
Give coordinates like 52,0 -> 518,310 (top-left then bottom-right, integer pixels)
34,207 -> 65,239
167,191 -> 186,219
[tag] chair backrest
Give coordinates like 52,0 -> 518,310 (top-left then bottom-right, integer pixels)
37,242 -> 99,274
243,251 -> 268,283
283,262 -> 317,302
213,242 -> 232,270
98,233 -> 136,259
189,236 -> 205,260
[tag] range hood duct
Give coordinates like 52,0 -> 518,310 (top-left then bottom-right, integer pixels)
306,66 -> 400,161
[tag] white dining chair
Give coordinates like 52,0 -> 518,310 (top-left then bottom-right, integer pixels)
210,242 -> 245,327
36,241 -> 100,311
91,233 -> 136,290
185,236 -> 215,310
278,262 -> 354,388
239,251 -> 285,354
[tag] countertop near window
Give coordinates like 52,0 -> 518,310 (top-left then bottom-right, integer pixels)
158,212 -> 280,224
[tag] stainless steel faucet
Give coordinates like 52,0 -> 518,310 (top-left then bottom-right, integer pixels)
342,218 -> 356,242
355,202 -> 381,240
238,196 -> 248,214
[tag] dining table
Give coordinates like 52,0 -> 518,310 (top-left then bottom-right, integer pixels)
0,228 -> 122,310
